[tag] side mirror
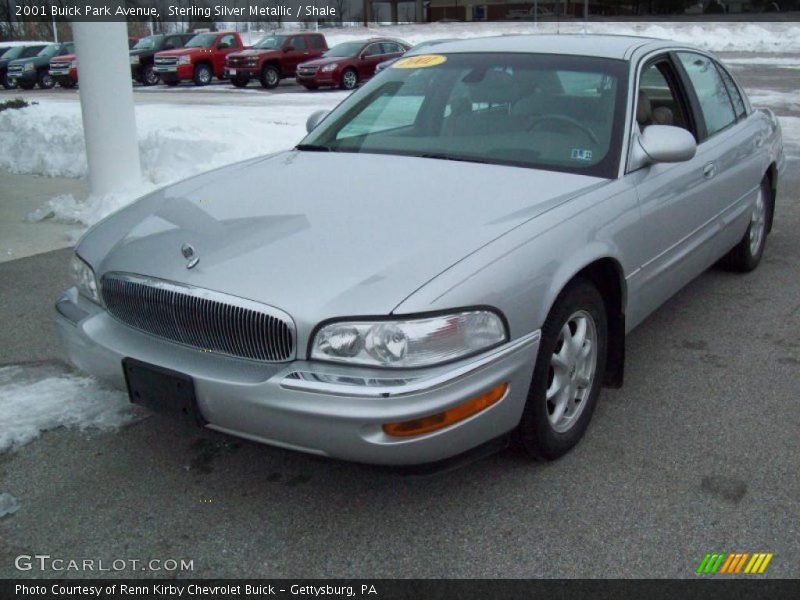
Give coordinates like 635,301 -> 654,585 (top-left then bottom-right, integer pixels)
636,125 -> 697,165
306,109 -> 329,133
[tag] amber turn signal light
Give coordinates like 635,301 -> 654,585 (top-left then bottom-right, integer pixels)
382,382 -> 509,438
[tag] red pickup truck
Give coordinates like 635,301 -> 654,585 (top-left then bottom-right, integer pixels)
224,33 -> 327,89
154,32 -> 245,86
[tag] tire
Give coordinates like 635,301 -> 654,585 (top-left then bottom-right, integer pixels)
18,80 -> 35,90
141,64 -> 160,86
193,63 -> 212,86
259,65 -> 280,89
516,280 -> 608,461
719,178 -> 772,272
230,77 -> 249,88
1,71 -> 15,89
340,68 -> 358,91
59,79 -> 76,89
37,70 -> 55,89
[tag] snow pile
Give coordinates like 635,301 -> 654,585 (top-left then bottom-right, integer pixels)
0,493 -> 20,518
0,364 -> 138,453
313,21 -> 800,53
0,93 -> 346,224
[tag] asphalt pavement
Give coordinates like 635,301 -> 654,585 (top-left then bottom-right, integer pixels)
0,57 -> 798,579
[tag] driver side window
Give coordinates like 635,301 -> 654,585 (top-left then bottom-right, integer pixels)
637,61 -> 692,134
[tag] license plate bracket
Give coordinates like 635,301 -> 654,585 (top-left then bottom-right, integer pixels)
122,358 -> 205,425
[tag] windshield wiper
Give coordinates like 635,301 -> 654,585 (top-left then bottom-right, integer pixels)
417,153 -> 492,165
296,144 -> 334,152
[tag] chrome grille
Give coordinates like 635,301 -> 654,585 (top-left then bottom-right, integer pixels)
297,65 -> 319,76
101,273 -> 294,362
7,65 -> 23,76
155,56 -> 178,66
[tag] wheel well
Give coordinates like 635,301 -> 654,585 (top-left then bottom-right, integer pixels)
573,259 -> 626,388
765,162 -> 777,233
264,61 -> 281,75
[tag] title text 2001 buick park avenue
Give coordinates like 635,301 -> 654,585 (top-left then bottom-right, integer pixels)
56,35 -> 784,466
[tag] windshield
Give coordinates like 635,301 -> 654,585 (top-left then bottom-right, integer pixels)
133,35 -> 162,50
185,33 -> 217,49
254,36 -> 287,50
323,42 -> 364,58
1,46 -> 25,60
300,53 -> 628,178
38,44 -> 60,58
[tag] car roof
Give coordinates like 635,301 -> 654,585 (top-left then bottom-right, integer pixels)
410,34 -> 702,61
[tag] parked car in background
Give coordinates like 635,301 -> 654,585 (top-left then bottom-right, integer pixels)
7,42 -> 74,89
225,32 -> 327,89
154,31 -> 245,86
296,38 -> 409,90
130,33 -> 195,86
375,39 -> 454,72
49,38 -> 137,89
49,54 -> 78,88
1,44 -> 47,89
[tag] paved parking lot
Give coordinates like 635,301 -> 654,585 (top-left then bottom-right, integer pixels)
0,56 -> 798,578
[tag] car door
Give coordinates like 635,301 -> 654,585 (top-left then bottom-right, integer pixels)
359,43 -> 384,80
307,35 -> 326,60
282,36 -> 308,76
623,54 -> 725,327
674,51 -> 765,258
214,34 -> 238,74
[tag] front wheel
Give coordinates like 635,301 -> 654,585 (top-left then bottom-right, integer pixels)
340,68 -> 358,90
1,72 -> 15,89
259,65 -> 280,89
193,64 -> 212,86
59,79 -> 76,89
37,71 -> 55,89
516,280 -> 607,461
141,64 -> 160,86
720,178 -> 772,272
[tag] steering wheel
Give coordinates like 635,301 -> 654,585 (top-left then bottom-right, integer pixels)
527,114 -> 599,144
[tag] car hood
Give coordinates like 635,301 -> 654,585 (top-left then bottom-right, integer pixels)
51,53 -> 75,63
156,48 -> 206,58
301,56 -> 353,67
79,151 -> 607,334
228,48 -> 278,58
8,57 -> 40,67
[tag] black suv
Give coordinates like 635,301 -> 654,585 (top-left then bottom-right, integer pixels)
1,44 -> 47,89
130,33 -> 195,86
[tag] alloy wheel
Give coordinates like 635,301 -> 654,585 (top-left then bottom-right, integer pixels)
749,188 -> 767,257
546,310 -> 598,433
342,70 -> 357,89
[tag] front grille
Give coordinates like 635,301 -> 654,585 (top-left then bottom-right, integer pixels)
101,273 -> 295,362
297,65 -> 319,76
50,63 -> 69,73
155,56 -> 178,66
7,65 -> 23,76
226,57 -> 254,67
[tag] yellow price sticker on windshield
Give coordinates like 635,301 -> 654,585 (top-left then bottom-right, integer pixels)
392,54 -> 447,69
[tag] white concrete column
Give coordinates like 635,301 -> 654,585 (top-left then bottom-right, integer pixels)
72,21 -> 141,196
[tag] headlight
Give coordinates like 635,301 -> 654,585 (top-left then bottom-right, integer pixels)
311,310 -> 507,368
24,62 -> 34,71
320,63 -> 338,72
177,55 -> 191,65
130,55 -> 139,65
70,254 -> 100,304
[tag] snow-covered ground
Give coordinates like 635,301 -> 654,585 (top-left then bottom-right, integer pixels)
0,364 -> 139,453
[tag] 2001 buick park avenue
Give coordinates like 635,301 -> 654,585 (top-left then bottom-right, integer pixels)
57,36 -> 784,465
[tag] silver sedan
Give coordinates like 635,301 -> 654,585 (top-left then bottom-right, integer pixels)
56,35 -> 785,466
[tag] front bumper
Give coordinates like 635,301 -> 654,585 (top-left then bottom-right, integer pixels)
8,70 -> 35,85
225,66 -> 258,79
154,64 -> 193,79
56,288 -> 539,465
296,72 -> 337,86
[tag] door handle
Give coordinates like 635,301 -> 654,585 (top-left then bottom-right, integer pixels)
703,163 -> 716,179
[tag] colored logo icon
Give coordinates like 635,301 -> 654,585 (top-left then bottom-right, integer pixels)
697,552 -> 773,574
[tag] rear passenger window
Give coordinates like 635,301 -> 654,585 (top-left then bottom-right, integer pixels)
309,36 -> 325,50
716,63 -> 746,119
677,52 -> 736,138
